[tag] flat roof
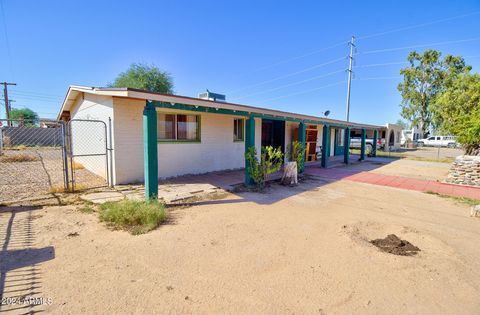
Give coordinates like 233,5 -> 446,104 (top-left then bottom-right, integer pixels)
58,85 -> 383,129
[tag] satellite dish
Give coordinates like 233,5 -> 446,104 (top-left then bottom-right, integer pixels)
324,110 -> 331,117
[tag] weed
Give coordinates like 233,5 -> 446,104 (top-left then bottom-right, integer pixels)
425,191 -> 479,206
0,154 -> 39,163
79,205 -> 95,213
99,199 -> 167,235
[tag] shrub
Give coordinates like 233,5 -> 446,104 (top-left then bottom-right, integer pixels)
289,141 -> 305,172
99,200 -> 167,235
72,162 -> 85,170
245,146 -> 284,190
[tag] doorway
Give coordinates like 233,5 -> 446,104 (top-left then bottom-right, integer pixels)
261,119 -> 285,153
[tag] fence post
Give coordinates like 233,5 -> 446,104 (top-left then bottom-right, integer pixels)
108,117 -> 114,187
61,121 -> 70,192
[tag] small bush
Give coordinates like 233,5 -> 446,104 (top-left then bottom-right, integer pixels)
99,200 -> 167,235
0,154 -> 39,163
289,141 -> 304,172
245,146 -> 283,190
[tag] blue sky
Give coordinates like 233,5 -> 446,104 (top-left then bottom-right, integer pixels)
0,0 -> 479,124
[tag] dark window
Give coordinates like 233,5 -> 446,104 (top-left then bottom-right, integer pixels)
233,118 -> 244,141
158,113 -> 200,141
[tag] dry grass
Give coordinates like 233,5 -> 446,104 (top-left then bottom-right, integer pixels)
72,162 -> 85,170
0,154 -> 39,163
425,191 -> 480,206
49,183 -> 89,193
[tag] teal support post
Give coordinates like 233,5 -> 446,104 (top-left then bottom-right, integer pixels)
244,116 -> 256,186
372,130 -> 378,157
321,125 -> 330,168
143,102 -> 158,200
344,127 -> 351,164
360,128 -> 366,161
298,122 -> 306,173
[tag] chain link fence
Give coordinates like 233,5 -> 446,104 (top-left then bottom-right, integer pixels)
0,119 -> 67,203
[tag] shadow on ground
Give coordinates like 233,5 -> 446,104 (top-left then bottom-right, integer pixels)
0,205 -> 55,314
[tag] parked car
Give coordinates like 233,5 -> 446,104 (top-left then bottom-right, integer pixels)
350,138 -> 385,153
417,136 -> 457,148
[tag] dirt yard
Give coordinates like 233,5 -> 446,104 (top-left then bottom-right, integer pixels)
1,175 -> 479,314
0,147 -> 106,203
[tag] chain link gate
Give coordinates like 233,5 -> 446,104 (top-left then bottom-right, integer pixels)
66,119 -> 112,191
0,119 -> 68,203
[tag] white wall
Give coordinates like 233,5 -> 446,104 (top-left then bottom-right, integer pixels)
112,98 -> 251,184
69,94 -> 113,180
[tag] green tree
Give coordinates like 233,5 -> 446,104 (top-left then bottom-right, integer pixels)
395,119 -> 409,129
109,63 -> 174,94
436,73 -> 480,155
398,49 -> 470,137
9,108 -> 39,126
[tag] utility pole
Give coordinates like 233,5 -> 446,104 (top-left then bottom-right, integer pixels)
345,36 -> 355,122
2,82 -> 16,126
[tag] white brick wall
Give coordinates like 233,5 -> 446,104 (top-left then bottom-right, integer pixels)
69,94 -> 113,179
112,98 -> 250,184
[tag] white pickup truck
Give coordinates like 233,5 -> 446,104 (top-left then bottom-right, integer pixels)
417,136 -> 457,148
349,138 -> 385,153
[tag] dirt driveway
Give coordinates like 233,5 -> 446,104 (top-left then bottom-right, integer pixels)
1,174 -> 479,314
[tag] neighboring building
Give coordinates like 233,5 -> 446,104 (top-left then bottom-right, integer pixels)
401,126 -> 421,145
378,123 -> 403,151
57,85 -> 382,185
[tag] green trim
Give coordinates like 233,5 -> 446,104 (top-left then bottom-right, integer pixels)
298,122 -> 306,173
321,125 -> 330,168
143,102 -> 158,200
360,128 -> 366,161
156,111 -> 201,142
149,100 -> 377,130
244,116 -> 255,186
233,118 -> 245,142
157,140 -> 201,144
372,130 -> 378,157
344,127 -> 351,164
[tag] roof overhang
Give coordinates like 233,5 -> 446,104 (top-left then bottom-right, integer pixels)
57,85 -> 383,129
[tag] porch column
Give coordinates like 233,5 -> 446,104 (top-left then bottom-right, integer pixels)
143,101 -> 158,200
244,116 -> 256,186
372,130 -> 378,157
321,125 -> 330,168
344,127 -> 351,164
360,128 -> 366,161
298,122 -> 306,173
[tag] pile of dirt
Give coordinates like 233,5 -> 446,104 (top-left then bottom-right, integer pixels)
371,234 -> 420,256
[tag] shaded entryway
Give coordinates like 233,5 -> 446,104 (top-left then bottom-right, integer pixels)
262,119 -> 285,153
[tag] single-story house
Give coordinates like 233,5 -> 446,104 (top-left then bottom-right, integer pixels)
58,85 -> 383,197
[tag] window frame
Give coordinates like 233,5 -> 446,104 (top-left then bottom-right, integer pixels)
233,118 -> 245,142
157,112 -> 201,143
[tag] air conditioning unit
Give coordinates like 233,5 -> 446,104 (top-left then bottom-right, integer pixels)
198,90 -> 226,102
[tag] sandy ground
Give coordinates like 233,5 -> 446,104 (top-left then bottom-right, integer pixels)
367,159 -> 451,181
1,176 -> 479,314
0,148 -> 106,203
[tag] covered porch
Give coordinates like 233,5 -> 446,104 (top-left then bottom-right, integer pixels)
142,100 -> 381,199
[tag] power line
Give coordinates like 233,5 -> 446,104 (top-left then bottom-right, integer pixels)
10,92 -> 63,101
362,37 -> 480,55
256,80 -> 346,103
10,89 -> 63,98
356,61 -> 408,68
231,69 -> 345,101
0,0 -> 14,80
228,56 -> 346,94
245,41 -> 348,74
357,11 -> 480,40
355,76 -> 402,81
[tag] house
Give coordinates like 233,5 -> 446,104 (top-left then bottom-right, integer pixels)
58,85 -> 382,196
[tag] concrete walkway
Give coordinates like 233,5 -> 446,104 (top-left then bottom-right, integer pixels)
305,167 -> 480,200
